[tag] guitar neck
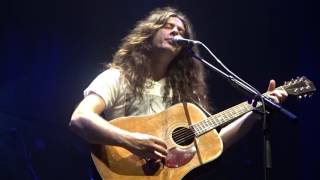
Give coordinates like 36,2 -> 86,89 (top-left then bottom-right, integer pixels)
191,101 -> 256,137
190,87 -> 281,137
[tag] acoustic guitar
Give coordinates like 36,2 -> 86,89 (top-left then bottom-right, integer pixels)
91,76 -> 315,179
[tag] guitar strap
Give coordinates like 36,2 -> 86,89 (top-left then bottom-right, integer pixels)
191,97 -> 212,117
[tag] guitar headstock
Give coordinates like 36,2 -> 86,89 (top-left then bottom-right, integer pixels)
282,76 -> 316,99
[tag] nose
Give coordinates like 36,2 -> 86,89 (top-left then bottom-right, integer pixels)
170,26 -> 179,36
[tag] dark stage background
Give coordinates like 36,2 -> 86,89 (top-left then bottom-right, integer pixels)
1,0 -> 319,179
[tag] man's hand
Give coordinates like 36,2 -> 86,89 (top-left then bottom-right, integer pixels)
267,79 -> 288,103
125,132 -> 168,161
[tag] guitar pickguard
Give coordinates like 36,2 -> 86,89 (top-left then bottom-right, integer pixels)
166,146 -> 196,168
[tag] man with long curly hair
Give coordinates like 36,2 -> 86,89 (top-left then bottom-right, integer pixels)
70,7 -> 287,175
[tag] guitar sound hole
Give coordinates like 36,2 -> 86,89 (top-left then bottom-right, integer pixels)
172,127 -> 195,146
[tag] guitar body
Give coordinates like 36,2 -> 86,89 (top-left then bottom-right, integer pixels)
91,102 -> 223,180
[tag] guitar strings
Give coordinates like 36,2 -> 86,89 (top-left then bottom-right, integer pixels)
168,126 -> 196,141
168,117 -> 226,144
172,127 -> 213,145
168,120 -> 217,142
162,127 -> 195,143
168,117 -> 218,139
165,126 -> 212,145
161,120 -> 217,145
172,129 -> 212,145
162,112 -> 242,144
170,111 -> 255,144
171,130 -> 195,145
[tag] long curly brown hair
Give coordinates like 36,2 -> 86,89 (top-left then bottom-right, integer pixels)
108,7 -> 210,110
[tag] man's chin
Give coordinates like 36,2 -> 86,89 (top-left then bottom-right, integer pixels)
153,44 -> 180,55
164,44 -> 181,53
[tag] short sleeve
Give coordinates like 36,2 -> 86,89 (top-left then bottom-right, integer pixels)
83,68 -> 122,108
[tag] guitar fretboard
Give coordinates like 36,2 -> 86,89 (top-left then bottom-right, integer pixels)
191,101 -> 260,137
189,85 -> 284,137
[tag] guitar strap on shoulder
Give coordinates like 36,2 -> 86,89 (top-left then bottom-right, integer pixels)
191,97 -> 212,117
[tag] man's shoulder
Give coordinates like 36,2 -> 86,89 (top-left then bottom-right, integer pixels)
99,68 -> 122,80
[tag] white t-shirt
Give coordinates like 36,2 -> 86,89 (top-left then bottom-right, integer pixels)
84,68 -> 172,120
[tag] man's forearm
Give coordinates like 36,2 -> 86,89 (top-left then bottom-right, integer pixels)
219,111 -> 260,150
69,111 -> 132,147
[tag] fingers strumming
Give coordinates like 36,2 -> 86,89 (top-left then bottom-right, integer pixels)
154,150 -> 167,158
153,144 -> 168,156
152,137 -> 167,149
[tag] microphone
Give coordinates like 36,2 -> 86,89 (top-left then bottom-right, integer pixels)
172,36 -> 201,46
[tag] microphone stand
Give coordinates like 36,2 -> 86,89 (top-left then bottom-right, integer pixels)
187,46 -> 297,180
